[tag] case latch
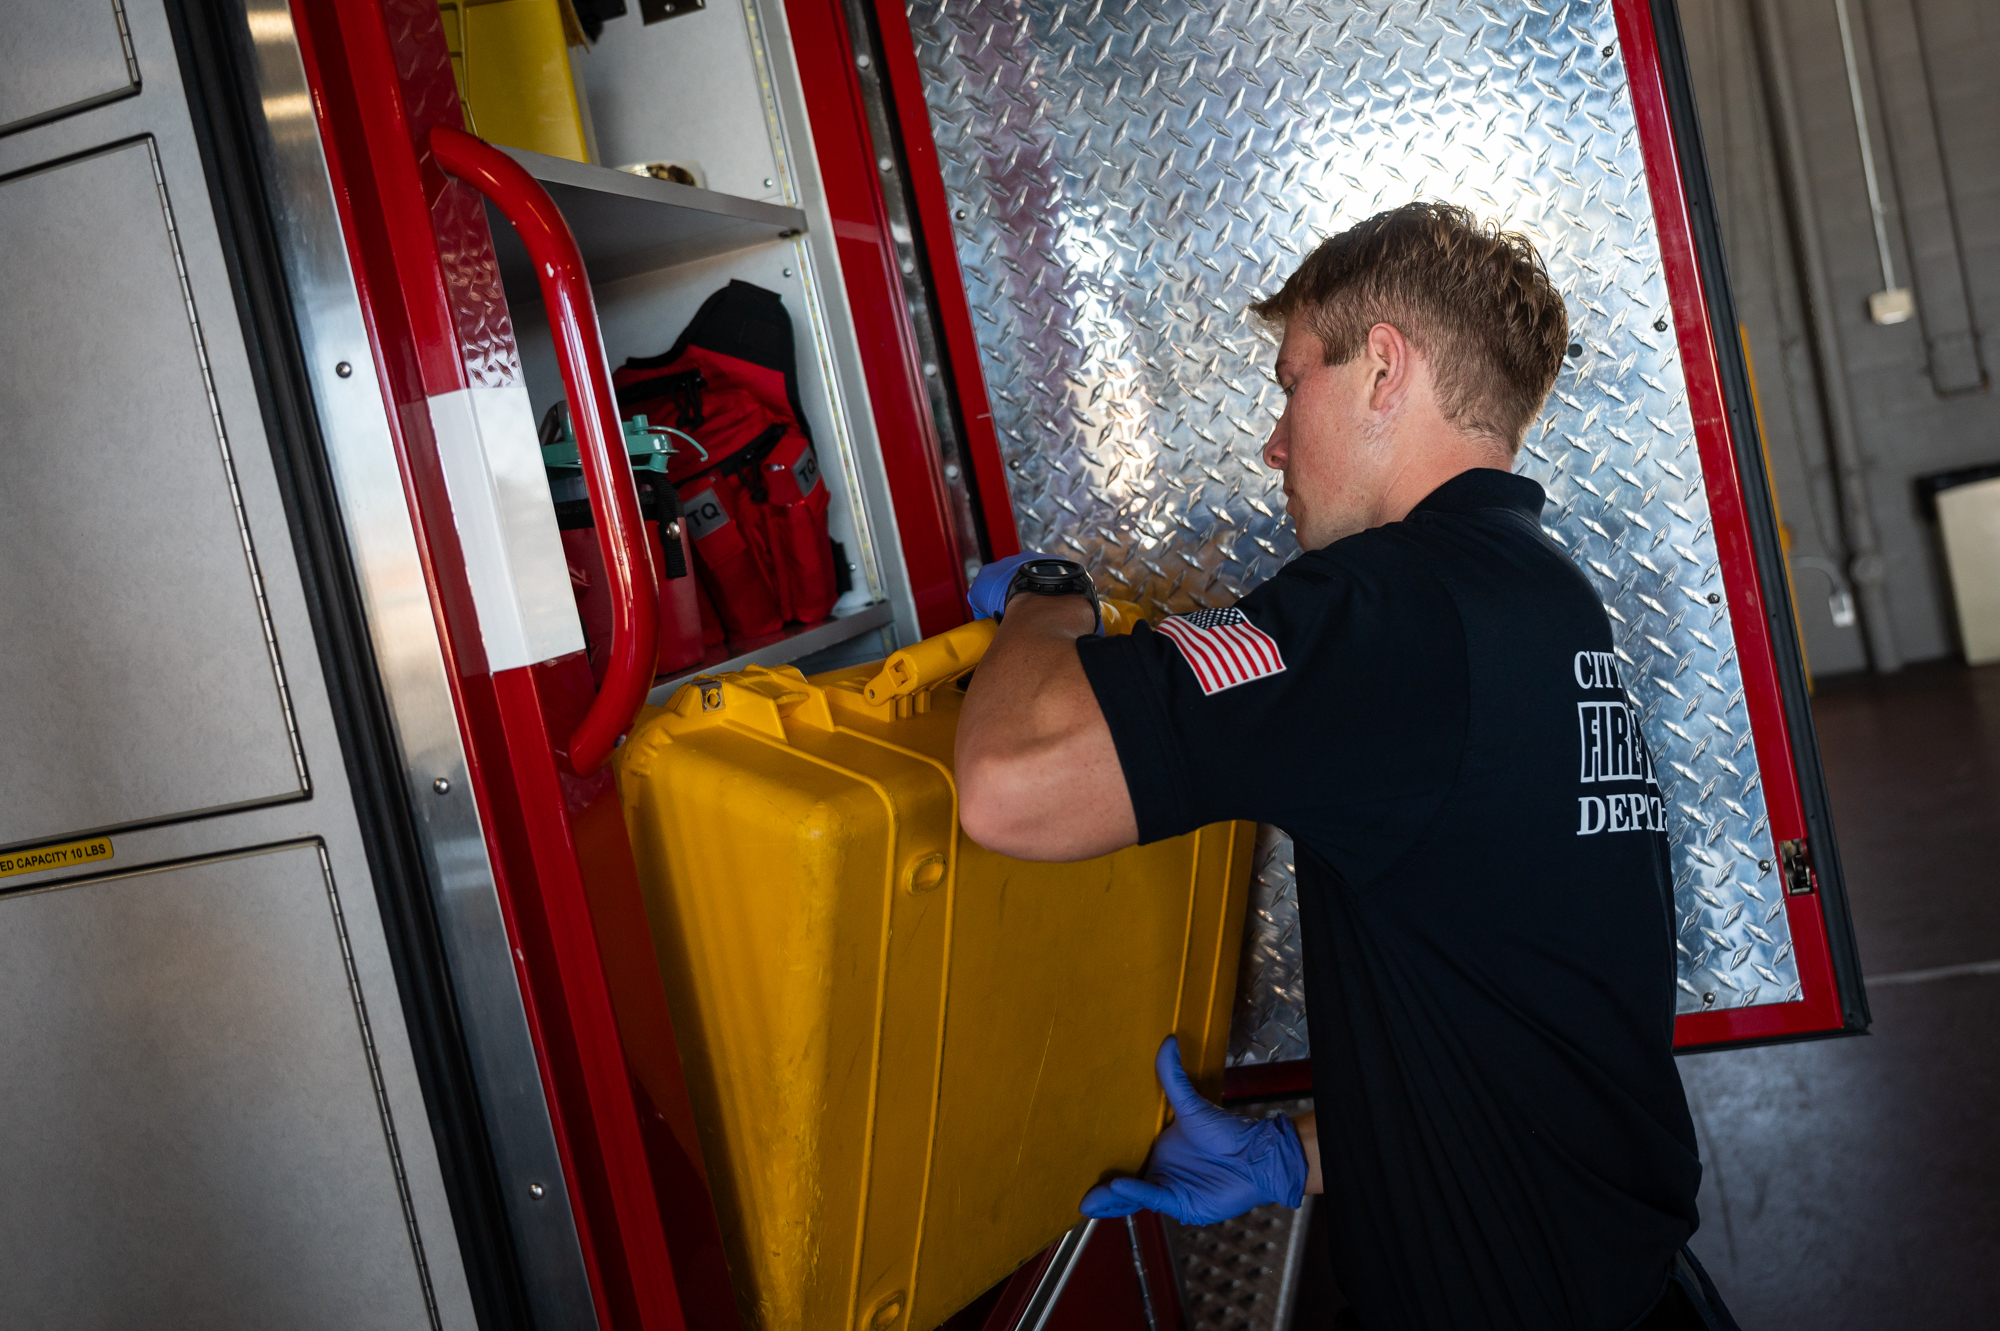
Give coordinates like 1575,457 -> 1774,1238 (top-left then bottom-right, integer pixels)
1779,838 -> 1817,896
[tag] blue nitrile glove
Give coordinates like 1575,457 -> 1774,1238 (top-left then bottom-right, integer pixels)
965,552 -> 1045,619
1079,1036 -> 1308,1225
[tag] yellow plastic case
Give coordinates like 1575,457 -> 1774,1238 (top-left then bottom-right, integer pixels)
616,611 -> 1253,1331
438,0 -> 591,163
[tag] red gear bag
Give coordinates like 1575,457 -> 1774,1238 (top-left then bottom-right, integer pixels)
612,281 -> 841,640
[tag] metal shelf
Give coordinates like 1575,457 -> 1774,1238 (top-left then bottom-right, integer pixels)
488,147 -> 807,290
646,600 -> 894,703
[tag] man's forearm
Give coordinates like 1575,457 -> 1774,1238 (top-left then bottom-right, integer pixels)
958,593 -> 1099,745
1295,1111 -> 1322,1195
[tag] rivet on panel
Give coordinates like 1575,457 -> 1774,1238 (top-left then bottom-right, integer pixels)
1706,592 -> 1721,605
856,52 -> 872,69
528,1182 -> 546,1199
1654,317 -> 1669,332
335,361 -> 353,378
878,155 -> 895,173
433,777 -> 451,795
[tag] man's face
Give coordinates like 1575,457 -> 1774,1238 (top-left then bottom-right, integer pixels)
1260,320 -> 1400,550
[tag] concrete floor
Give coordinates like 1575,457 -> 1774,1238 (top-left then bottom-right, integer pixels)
1682,661 -> 2000,1328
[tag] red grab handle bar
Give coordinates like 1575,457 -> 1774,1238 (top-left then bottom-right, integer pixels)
429,126 -> 658,773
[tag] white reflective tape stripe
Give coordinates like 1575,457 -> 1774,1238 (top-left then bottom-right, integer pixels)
428,384 -> 585,672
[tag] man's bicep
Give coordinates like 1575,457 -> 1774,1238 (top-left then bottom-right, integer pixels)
956,620 -> 1138,862
1025,686 -> 1140,860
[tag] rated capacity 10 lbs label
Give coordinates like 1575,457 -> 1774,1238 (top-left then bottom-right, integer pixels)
0,835 -> 114,880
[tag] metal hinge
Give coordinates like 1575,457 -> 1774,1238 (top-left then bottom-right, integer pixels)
1779,838 -> 1817,896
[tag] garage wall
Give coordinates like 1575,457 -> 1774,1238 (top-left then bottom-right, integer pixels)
1680,0 -> 1999,674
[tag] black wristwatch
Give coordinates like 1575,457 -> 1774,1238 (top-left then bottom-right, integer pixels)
1003,557 -> 1103,635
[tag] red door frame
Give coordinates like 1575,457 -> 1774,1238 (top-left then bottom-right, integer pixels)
838,0 -> 1872,1308
860,0 -> 1022,564
826,0 -> 1869,1093
1613,0 -> 1861,1049
783,0 -> 1022,640
288,2 -> 734,1327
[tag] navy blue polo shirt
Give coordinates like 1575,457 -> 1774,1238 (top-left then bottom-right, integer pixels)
1077,468 -> 1700,1331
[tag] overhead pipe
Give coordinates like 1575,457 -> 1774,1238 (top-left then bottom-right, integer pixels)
1749,0 -> 1902,672
1832,0 -> 1914,324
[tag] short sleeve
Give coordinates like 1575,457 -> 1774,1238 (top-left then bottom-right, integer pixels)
1077,542 -> 1471,883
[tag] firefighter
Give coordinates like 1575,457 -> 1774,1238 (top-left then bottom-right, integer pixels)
954,202 -> 1739,1331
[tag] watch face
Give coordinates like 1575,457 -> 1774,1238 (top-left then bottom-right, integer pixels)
1020,558 -> 1083,585
1004,558 -> 1101,632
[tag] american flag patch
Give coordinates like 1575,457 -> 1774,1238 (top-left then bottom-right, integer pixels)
1155,608 -> 1287,696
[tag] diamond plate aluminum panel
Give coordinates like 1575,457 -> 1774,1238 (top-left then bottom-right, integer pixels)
907,0 -> 1800,1044
1228,825 -> 1308,1065
383,0 -> 521,388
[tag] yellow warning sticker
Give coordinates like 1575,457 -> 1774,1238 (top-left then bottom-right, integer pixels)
0,835 -> 114,880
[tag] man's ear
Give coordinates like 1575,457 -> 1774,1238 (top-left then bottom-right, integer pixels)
1364,322 -> 1415,413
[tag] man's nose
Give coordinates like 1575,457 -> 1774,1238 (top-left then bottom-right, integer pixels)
1262,419 -> 1287,471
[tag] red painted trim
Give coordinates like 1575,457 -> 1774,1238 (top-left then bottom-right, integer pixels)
1612,0 -> 1844,1047
1039,1212 -> 1175,1330
429,126 -> 659,774
490,663 -> 711,1330
974,1243 -> 1060,1331
867,0 -> 1021,560
293,4 -> 733,1326
782,0 -> 974,634
1220,1059 -> 1314,1103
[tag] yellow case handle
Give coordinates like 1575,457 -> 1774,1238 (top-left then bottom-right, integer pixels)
863,619 -> 996,704
860,598 -> 1151,704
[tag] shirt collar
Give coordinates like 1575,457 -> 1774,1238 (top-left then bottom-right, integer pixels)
1408,467 -> 1545,521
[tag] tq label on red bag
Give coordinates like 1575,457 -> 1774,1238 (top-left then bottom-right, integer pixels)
684,487 -> 730,541
792,445 -> 821,497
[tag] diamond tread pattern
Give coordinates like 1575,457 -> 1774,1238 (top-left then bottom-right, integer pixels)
906,0 -> 1800,1060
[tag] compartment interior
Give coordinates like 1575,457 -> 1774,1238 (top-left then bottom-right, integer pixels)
486,0 -> 913,690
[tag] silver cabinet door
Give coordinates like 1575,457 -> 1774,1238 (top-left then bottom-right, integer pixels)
0,845 -> 438,1330
0,0 -> 137,136
0,0 -> 593,1323
0,137 -> 307,850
